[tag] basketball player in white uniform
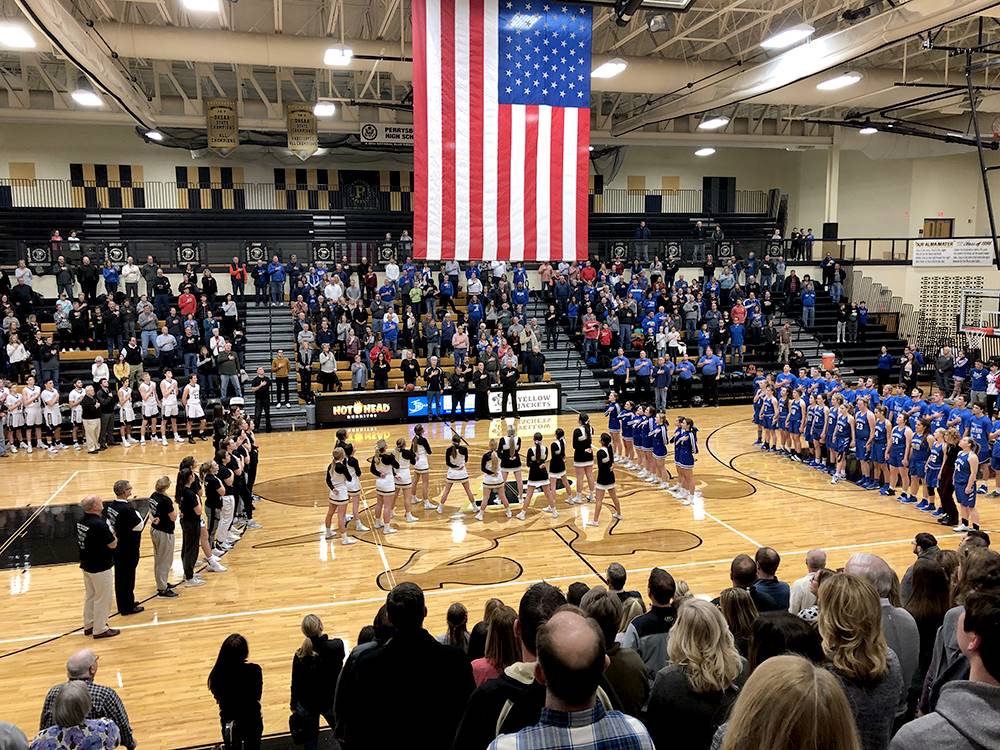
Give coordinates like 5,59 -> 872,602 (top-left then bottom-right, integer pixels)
21,375 -> 44,453
138,372 -> 160,445
41,379 -> 64,452
0,381 -> 15,454
159,370 -> 183,444
181,373 -> 207,443
117,380 -> 137,447
68,379 -> 86,450
6,386 -> 25,453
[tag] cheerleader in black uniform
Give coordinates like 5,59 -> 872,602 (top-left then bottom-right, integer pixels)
549,428 -> 568,502
476,439 -> 511,521
344,444 -> 369,533
394,437 -> 419,524
411,424 -> 434,509
324,447 -> 357,544
570,414 -> 595,504
370,440 -> 400,534
438,434 -> 476,513
499,424 -> 524,500
586,433 -> 621,526
521,432 -> 557,520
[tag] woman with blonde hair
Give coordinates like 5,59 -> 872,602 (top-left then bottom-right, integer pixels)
718,655 -> 860,750
818,573 -> 903,750
476,439 -> 510,520
324,448 -> 355,544
290,614 -> 345,750
521,432 -> 557,520
470,604 -> 518,686
393,437 -> 419,524
643,598 -> 747,750
369,439 -> 400,534
468,598 -> 504,661
718,587 -> 758,658
616,596 -> 646,641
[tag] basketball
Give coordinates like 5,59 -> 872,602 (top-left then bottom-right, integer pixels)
405,383 -> 415,391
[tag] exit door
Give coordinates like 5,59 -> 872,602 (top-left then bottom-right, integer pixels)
922,218 -> 954,238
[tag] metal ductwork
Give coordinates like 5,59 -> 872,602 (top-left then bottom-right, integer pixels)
610,0 -> 1000,135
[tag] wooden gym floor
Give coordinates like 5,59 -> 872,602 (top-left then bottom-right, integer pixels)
0,406 -> 992,749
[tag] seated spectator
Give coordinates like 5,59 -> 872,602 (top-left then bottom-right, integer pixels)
643,598 -> 748,750
468,598 -> 504,662
789,548 -> 827,614
347,583 -> 474,749
32,680 -> 120,750
207,634 -> 263,750
901,532 -> 941,603
566,582 -> 590,607
487,609 -> 654,750
581,586 -> 649,718
0,722 -> 27,750
39,649 -> 135,749
471,604 -> 518,687
606,562 -> 644,605
746,612 -> 824,672
716,655 -> 861,750
718,587 -> 758,658
439,602 -> 471,652
618,567 -> 678,677
890,585 -> 1000,750
714,554 -> 779,613
754,547 -> 791,610
819,573 -> 904,750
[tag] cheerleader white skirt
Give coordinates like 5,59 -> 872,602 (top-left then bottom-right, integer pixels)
482,475 -> 503,487
596,481 -> 616,491
375,475 -> 396,494
414,456 -> 430,473
395,467 -> 413,487
447,467 -> 469,482
346,478 -> 362,495
328,485 -> 349,503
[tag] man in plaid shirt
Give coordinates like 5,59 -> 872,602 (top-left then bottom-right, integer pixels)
487,609 -> 653,750
38,649 -> 136,750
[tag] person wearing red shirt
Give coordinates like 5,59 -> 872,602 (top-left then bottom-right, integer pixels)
582,314 -> 600,363
598,323 -> 614,366
731,300 -> 747,325
580,262 -> 597,284
369,340 -> 391,365
178,287 -> 198,317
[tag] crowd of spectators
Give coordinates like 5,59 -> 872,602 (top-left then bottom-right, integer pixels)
8,536 -> 997,750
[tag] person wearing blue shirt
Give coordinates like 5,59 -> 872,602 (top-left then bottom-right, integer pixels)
800,283 -> 817,328
467,296 -> 484,331
439,277 -> 456,313
102,262 -> 120,295
267,255 -> 287,305
775,365 -> 797,391
970,359 -> 988,409
633,351 -> 653,400
642,313 -> 657,339
512,283 -> 529,308
382,315 -> 399,354
697,324 -> 711,357
675,356 -> 696,407
697,347 -> 724,406
566,299 -> 579,334
926,391 -> 951,433
876,347 -> 895,390
729,321 -> 745,368
610,349 -> 630,396
513,262 -> 528,286
948,395 -> 972,437
379,282 -> 396,306
654,357 -> 673,410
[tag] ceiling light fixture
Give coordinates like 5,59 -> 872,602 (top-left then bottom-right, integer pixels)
182,0 -> 220,12
0,22 -> 36,49
698,116 -> 730,130
324,46 -> 354,66
858,126 -> 877,135
591,58 -> 628,79
760,23 -> 815,50
144,130 -> 164,141
694,147 -> 716,157
71,84 -> 103,107
816,71 -> 862,91
313,100 -> 337,117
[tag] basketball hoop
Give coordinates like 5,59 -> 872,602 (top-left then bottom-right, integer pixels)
963,326 -> 993,352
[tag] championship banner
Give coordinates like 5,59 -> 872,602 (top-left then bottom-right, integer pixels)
912,238 -> 995,267
206,98 -> 239,156
287,103 -> 319,161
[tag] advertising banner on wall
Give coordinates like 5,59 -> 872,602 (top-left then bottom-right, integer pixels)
487,384 -> 561,415
912,238 -> 995,267
206,98 -> 239,156
359,122 -> 414,145
286,103 -> 318,161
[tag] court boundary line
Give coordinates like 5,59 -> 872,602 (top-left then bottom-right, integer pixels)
0,471 -> 78,557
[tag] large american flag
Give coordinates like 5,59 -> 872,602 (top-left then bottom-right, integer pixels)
412,0 -> 592,262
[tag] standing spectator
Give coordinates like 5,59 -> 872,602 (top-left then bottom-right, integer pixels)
101,260 -> 119,297
350,354 -> 368,390
525,346 -> 546,384
76,495 -> 118,638
345,583 -> 474,749
39,650 -> 136,749
697,347 -> 724,407
229,256 -> 248,301
121,257 -> 140,300
14,258 -> 32,288
95,379 -> 116,449
753,547 -> 791,610
818,573 -> 904,750
140,256 -> 159,298
217,343 -> 242,402
935,346 -> 955,394
207,634 -> 263,750
53,255 -> 76,298
80,385 -> 101,454
801,282 -> 816,329
633,220 -> 651,261
249,367 -> 272,432
155,325 -> 177,372
783,270 -> 801,316
105,479 -> 145,617
290,614 -> 345,750
148,475 -> 177,598
267,254 -> 286,305
251,260 -> 269,307
297,322 -> 315,366
76,256 -> 100,302
152,269 -> 172,318
789,548 -> 827,614
424,356 -> 445,420
778,323 -> 792,364
692,220 -> 707,263
487,609 -> 654,750
642,599 -> 747,750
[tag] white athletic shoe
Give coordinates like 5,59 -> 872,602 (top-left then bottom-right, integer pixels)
73,443 -> 80,451
19,442 -> 28,450
515,510 -> 526,520
585,519 -> 600,527
26,444 -> 32,454
354,520 -> 370,532
245,519 -> 262,530
139,438 -> 146,445
324,529 -> 337,539
342,535 -> 357,545
207,557 -> 227,573
566,495 -> 580,505
547,507 -> 558,518
185,577 -> 206,587
174,435 -> 185,443
506,509 -> 513,519
373,519 -> 384,529
611,512 -> 623,520
382,525 -> 397,534
954,523 -> 971,533
436,504 -> 444,514
161,438 -> 168,446
830,474 -> 841,484
48,446 -> 59,454
423,500 -> 437,510
405,513 -> 418,523
474,511 -> 484,521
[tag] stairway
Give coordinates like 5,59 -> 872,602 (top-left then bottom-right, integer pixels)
241,304 -> 309,430
767,291 -> 832,373
524,298 -> 609,413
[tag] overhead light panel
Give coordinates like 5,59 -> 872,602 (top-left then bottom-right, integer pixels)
144,130 -> 164,141
313,100 -> 337,118
698,116 -> 730,130
591,58 -> 628,79
760,23 -> 815,50
182,0 -> 220,11
858,126 -> 877,135
694,147 -> 716,157
71,85 -> 103,107
0,22 -> 36,49
324,46 -> 354,66
816,71 -> 862,91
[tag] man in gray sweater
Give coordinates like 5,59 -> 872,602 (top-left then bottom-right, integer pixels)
890,586 -> 1000,750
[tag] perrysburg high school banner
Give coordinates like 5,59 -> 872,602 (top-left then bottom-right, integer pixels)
411,0 -> 592,262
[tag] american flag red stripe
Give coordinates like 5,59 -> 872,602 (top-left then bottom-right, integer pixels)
413,0 -> 590,262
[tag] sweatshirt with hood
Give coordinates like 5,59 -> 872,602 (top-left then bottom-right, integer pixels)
890,680 -> 1000,750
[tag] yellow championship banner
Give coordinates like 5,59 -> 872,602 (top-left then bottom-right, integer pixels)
206,98 -> 239,156
286,102 -> 318,161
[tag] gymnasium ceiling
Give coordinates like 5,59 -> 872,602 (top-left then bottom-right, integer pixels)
1,0 -> 1000,147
